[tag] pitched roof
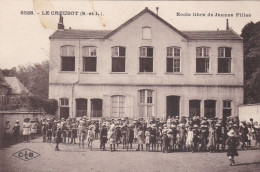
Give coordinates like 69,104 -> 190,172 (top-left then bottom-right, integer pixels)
4,77 -> 32,95
49,8 -> 242,41
49,29 -> 112,39
182,30 -> 242,40
0,70 -> 10,88
104,7 -> 188,39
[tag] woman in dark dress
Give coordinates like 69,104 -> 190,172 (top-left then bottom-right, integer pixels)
226,129 -> 240,166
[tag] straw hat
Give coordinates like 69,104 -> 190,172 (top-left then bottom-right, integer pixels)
227,130 -> 235,137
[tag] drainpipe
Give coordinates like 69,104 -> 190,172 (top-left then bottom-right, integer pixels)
71,39 -> 81,117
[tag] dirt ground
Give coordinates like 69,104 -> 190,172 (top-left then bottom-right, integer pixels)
1,137 -> 260,172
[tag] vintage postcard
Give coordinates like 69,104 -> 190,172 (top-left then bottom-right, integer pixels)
0,0 -> 260,172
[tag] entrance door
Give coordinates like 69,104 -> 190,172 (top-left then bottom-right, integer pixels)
60,107 -> 69,119
223,109 -> 231,125
166,96 -> 180,119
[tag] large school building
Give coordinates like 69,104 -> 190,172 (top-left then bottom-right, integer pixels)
49,8 -> 243,120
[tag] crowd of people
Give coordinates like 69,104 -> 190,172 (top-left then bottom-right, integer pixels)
3,115 -> 260,166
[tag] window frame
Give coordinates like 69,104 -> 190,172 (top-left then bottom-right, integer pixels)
111,46 -> 126,72
82,46 -> 97,72
111,95 -> 126,117
139,46 -> 154,73
60,45 -> 76,72
223,100 -> 232,109
218,47 -> 232,73
196,47 -> 210,73
142,26 -> 152,40
60,98 -> 69,107
166,47 -> 181,73
138,89 -> 154,117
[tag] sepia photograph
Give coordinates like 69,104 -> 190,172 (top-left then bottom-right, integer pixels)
0,0 -> 260,171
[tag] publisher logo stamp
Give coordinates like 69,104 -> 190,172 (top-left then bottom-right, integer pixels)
12,148 -> 40,161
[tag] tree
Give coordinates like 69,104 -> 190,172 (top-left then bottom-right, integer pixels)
14,60 -> 49,100
241,21 -> 260,104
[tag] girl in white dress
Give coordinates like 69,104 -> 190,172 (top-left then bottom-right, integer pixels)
186,126 -> 194,151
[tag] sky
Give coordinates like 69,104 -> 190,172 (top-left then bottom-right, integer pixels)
0,0 -> 259,69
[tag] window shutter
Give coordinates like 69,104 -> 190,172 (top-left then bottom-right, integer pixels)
103,95 -> 111,118
125,96 -> 133,118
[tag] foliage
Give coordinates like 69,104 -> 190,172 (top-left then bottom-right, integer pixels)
0,95 -> 58,115
3,60 -> 49,100
241,21 -> 260,104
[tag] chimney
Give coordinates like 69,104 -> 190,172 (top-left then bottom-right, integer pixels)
156,7 -> 159,15
226,19 -> 229,30
58,14 -> 64,30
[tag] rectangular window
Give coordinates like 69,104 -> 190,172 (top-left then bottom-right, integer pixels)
167,58 -> 173,72
60,98 -> 69,107
189,100 -> 201,118
140,47 -> 153,72
196,47 -> 210,73
223,100 -> 231,109
174,59 -> 180,72
111,96 -> 125,117
76,99 -> 87,117
83,46 -> 97,72
167,47 -> 181,73
139,90 -> 145,103
140,47 -> 153,57
204,100 -> 216,118
223,100 -> 232,119
138,90 -> 154,117
218,47 -> 231,73
60,98 -> 69,119
83,57 -> 96,72
147,90 -> 153,103
61,46 -> 75,71
112,47 -> 126,72
142,27 -> 151,39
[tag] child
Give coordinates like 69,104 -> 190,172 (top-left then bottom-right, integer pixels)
100,123 -> 108,151
156,126 -> 163,152
247,123 -> 254,149
107,125 -> 116,151
136,126 -> 145,151
145,126 -> 151,151
23,118 -> 31,143
186,126 -> 194,152
12,120 -> 20,142
126,124 -> 134,151
55,124 -> 62,151
30,120 -> 38,139
87,125 -> 95,150
208,124 -> 217,153
78,121 -> 86,148
71,123 -> 77,144
162,127 -> 169,153
226,129 -> 239,166
150,124 -> 157,152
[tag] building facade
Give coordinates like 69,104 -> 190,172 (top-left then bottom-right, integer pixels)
49,8 -> 243,120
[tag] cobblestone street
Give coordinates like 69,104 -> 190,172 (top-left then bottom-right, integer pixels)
1,138 -> 260,172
